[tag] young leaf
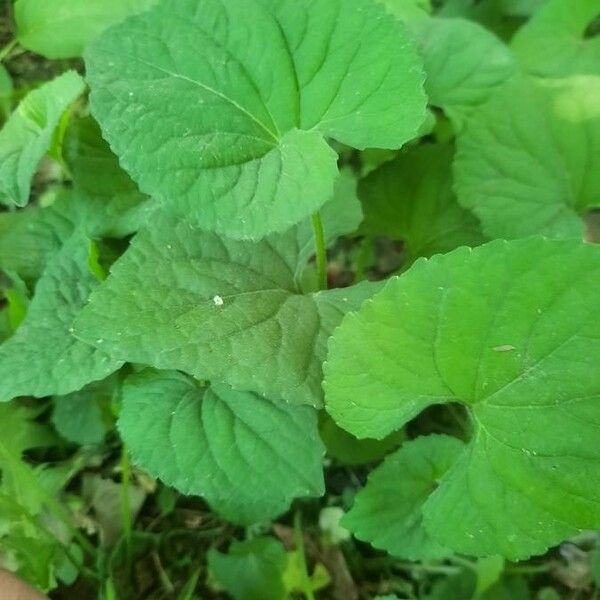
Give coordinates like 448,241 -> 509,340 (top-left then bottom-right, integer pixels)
208,537 -> 287,600
343,435 -> 463,560
413,17 -> 516,127
52,376 -> 117,446
359,143 -> 485,260
74,214 -> 381,407
63,116 -> 154,237
512,0 -> 600,78
319,414 -> 404,466
455,75 -> 600,239
15,0 -> 158,59
0,233 -> 122,402
325,238 -> 600,559
119,370 -> 324,524
84,0 -> 426,239
0,71 -> 85,207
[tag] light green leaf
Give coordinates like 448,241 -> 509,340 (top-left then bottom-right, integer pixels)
15,0 -> 158,59
74,215 -> 381,407
359,143 -> 484,260
512,0 -> 600,77
343,435 -> 462,560
455,75 -> 600,239
208,537 -> 287,600
0,233 -> 122,402
325,238 -> 600,559
319,414 -> 404,466
0,71 -> 85,207
63,116 -> 154,237
85,0 -> 426,239
52,376 -> 117,445
119,370 -> 324,524
377,0 -> 431,21
413,17 -> 516,127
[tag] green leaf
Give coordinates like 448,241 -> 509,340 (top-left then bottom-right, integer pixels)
52,376 -> 117,445
74,214 -> 381,407
84,0 -> 426,239
343,435 -> 463,560
0,205 -> 74,284
0,65 -> 12,122
0,232 -> 122,402
15,0 -> 158,59
377,0 -> 431,21
119,370 -> 324,524
511,0 -> 600,78
0,71 -> 85,207
208,537 -> 287,600
319,414 -> 404,466
63,116 -> 154,237
324,238 -> 600,559
454,75 -> 600,239
413,17 -> 516,127
359,143 -> 485,260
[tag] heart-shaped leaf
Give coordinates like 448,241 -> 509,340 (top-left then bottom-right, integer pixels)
454,75 -> 600,239
325,237 -> 600,559
84,0 -> 426,239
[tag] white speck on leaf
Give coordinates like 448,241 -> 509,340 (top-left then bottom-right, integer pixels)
213,295 -> 224,306
493,344 -> 516,352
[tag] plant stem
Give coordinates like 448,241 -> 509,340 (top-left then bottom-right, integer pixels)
293,511 -> 315,600
311,212 -> 327,290
0,39 -> 17,63
121,445 -> 133,575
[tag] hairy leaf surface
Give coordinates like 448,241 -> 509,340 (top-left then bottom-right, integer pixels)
74,213 -> 380,407
0,233 -> 122,401
84,0 -> 426,239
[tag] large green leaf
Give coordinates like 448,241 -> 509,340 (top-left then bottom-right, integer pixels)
74,213 -> 380,407
413,17 -> 516,127
512,0 -> 600,77
63,116 -> 154,237
120,370 -> 324,524
343,435 -> 463,560
454,75 -> 600,239
208,538 -> 288,600
15,0 -> 158,59
324,238 -> 600,559
0,233 -> 122,402
0,71 -> 85,207
84,0 -> 426,239
359,143 -> 484,260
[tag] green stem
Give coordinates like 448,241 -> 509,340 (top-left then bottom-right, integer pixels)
0,39 -> 17,63
311,212 -> 327,290
293,512 -> 315,600
121,445 -> 133,574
